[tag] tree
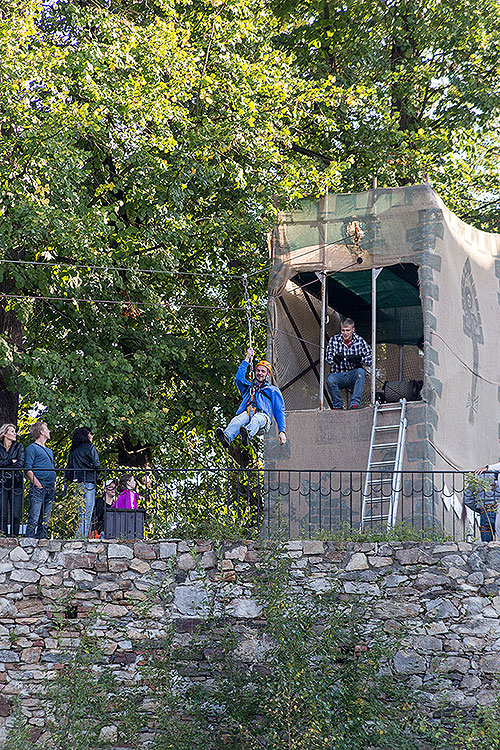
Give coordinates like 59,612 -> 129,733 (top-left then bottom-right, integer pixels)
272,0 -> 500,225
0,0 -> 328,465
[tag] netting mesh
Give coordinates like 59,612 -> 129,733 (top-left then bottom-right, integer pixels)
273,284 -> 424,412
273,281 -> 339,411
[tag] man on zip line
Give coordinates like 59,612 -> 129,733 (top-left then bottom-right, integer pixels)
215,348 -> 287,448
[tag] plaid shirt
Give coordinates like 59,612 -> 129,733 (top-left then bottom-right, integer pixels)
325,332 -> 372,372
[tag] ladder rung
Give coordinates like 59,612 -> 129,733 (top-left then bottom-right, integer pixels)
369,460 -> 396,467
363,515 -> 389,523
378,405 -> 402,411
372,442 -> 397,449
374,424 -> 399,430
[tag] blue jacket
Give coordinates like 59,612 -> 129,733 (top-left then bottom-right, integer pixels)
234,360 -> 286,433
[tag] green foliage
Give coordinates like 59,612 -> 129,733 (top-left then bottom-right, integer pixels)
464,472 -> 493,496
0,0 -> 499,467
138,540 -> 425,749
312,521 -> 450,543
5,594 -> 141,750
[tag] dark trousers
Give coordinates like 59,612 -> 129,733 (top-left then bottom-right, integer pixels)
0,480 -> 24,536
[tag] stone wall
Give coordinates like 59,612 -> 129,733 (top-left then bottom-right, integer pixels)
1,537 -> 500,741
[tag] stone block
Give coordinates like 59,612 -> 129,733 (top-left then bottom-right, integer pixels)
413,636 -> 442,652
225,545 -> 248,561
345,553 -> 368,571
393,651 -> 426,674
425,598 -> 459,619
0,650 -> 19,663
102,604 -> 129,618
174,585 -> 210,617
9,548 -> 30,563
21,647 -> 42,664
440,657 -> 470,674
302,541 -> 324,556
374,602 -> 420,619
200,551 -> 217,569
58,553 -> 97,570
414,572 -> 450,591
108,544 -> 133,560
177,554 -> 196,571
10,570 -> 40,583
108,560 -> 128,573
133,542 -> 156,560
480,654 -> 500,673
159,542 -> 177,558
226,598 -> 262,619
368,556 -> 393,568
130,559 -> 150,574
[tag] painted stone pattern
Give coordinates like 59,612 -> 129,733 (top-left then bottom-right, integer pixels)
1,538 -> 500,741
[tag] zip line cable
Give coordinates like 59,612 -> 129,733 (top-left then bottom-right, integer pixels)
0,292 -> 246,312
242,273 -> 253,350
0,236 -> 363,282
0,257 -> 255,280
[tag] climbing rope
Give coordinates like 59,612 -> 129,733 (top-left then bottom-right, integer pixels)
242,273 -> 253,350
242,273 -> 254,376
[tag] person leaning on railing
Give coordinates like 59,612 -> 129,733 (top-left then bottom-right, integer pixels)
464,471 -> 500,542
24,421 -> 56,539
65,427 -> 102,539
0,423 -> 25,537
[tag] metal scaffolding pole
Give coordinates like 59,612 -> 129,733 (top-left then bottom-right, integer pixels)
319,189 -> 328,410
371,267 -> 382,404
319,271 -> 327,410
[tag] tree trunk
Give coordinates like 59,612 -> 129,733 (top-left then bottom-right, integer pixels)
117,430 -> 153,468
0,256 -> 24,426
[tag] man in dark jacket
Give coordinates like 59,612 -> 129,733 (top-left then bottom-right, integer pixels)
216,348 -> 286,448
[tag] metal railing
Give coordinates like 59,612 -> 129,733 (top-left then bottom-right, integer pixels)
0,468 -> 479,541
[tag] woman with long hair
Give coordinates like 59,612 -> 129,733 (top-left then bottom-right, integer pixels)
65,427 -> 101,538
0,423 -> 24,536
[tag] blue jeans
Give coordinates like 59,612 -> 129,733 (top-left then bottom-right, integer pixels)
224,411 -> 269,443
75,482 -> 96,538
26,482 -> 55,539
480,511 -> 496,542
327,368 -> 366,408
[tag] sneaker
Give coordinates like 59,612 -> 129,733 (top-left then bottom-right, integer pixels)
215,427 -> 230,449
239,425 -> 250,446
332,406 -> 343,410
350,404 -> 359,409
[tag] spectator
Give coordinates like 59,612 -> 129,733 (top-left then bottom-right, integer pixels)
114,474 -> 139,510
326,318 -> 372,410
66,427 -> 101,538
0,424 -> 25,537
90,478 -> 116,538
464,472 -> 500,542
25,421 -> 56,539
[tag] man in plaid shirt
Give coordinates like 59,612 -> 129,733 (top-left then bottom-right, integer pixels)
326,318 -> 371,409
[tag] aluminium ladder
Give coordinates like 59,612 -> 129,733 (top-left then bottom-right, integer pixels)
360,399 -> 407,530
